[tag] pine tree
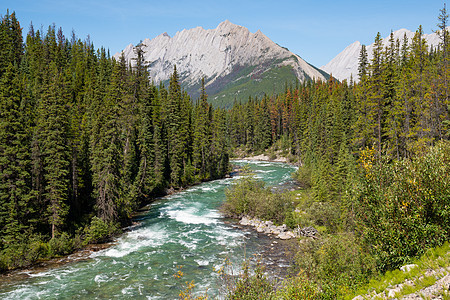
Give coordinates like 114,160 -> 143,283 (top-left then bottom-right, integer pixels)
0,11 -> 23,77
35,62 -> 70,238
408,26 -> 432,154
192,78 -> 211,180
166,65 -> 184,187
89,59 -> 124,223
0,63 -> 33,245
383,32 -> 401,158
211,108 -> 230,178
133,44 -> 159,200
358,44 -> 369,80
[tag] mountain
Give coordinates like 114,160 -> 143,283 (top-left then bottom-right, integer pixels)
321,28 -> 442,83
115,20 -> 328,107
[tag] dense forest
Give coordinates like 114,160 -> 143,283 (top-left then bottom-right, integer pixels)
220,6 -> 450,299
0,11 -> 229,271
0,6 -> 449,298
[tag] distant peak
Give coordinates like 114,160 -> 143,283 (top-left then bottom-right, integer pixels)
394,28 -> 411,34
217,19 -> 240,30
156,32 -> 170,39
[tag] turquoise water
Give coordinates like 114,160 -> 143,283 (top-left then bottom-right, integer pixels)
0,160 -> 297,299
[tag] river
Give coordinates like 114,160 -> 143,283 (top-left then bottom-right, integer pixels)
0,160 -> 297,299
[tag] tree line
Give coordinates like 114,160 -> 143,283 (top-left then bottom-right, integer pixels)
225,5 -> 450,277
0,11 -> 229,270
221,7 -> 450,298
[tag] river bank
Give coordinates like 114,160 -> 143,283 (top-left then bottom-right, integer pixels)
0,160 -> 299,299
0,167 -> 239,278
228,219 -> 299,281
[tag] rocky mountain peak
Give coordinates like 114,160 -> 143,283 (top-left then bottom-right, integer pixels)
115,21 -> 327,106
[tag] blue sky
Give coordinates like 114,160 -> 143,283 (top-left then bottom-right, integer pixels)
2,0 -> 446,67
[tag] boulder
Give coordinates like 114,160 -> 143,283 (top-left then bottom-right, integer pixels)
277,224 -> 287,232
239,216 -> 249,226
278,231 -> 293,240
296,226 -> 319,238
400,264 -> 418,272
263,227 -> 272,234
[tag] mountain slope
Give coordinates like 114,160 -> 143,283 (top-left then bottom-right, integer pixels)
321,28 -> 442,82
115,20 -> 327,107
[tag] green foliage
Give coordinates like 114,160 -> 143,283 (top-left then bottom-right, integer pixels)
304,201 -> 341,233
222,168 -> 294,224
0,233 -> 48,270
222,168 -> 265,217
48,232 -> 74,256
356,141 -> 450,271
294,233 -> 376,298
83,216 -> 119,244
294,165 -> 312,188
348,242 -> 450,299
274,272 -> 320,300
220,259 -> 274,300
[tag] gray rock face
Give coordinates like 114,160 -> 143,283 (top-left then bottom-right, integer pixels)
115,20 -> 326,98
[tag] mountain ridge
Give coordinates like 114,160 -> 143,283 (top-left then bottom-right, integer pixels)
114,20 -> 327,106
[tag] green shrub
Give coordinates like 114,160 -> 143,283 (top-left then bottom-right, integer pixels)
222,167 -> 294,224
269,152 -> 277,161
221,259 -> 274,300
256,193 -> 293,225
305,201 -> 341,233
0,254 -> 8,273
222,168 -> 267,217
295,165 -> 312,188
0,233 -> 49,270
48,232 -> 74,256
275,272 -> 320,299
284,210 -> 304,229
356,141 -> 450,271
294,233 -> 376,297
83,216 -> 119,245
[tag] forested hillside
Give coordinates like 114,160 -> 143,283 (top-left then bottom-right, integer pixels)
0,11 -> 229,271
1,7 -> 449,296
221,7 -> 450,299
225,16 -> 450,265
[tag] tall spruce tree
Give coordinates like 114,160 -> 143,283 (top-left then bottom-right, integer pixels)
166,66 -> 184,187
35,62 -> 70,238
192,78 -> 211,180
0,63 -> 33,244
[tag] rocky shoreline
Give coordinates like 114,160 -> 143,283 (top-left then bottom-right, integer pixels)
238,215 -> 319,240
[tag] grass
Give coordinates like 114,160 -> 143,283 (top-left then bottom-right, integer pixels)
347,242 -> 450,299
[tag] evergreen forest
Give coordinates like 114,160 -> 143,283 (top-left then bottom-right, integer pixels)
0,7 -> 449,298
0,11 -> 229,271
